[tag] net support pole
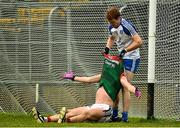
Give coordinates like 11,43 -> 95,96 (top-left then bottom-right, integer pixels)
35,83 -> 39,103
67,3 -> 72,72
48,6 -> 60,73
147,0 -> 157,120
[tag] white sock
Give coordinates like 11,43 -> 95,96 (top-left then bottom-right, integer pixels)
44,117 -> 48,122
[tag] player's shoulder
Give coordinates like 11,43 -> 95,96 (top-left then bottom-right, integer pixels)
121,18 -> 134,27
121,18 -> 137,35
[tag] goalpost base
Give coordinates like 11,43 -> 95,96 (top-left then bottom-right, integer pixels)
147,83 -> 155,120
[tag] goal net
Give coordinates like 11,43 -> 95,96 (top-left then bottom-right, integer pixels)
0,0 -> 179,119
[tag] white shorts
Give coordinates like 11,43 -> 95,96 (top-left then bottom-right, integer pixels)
87,103 -> 113,122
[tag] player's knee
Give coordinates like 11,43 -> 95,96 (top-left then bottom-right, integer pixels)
84,110 -> 94,120
81,111 -> 89,120
86,110 -> 102,121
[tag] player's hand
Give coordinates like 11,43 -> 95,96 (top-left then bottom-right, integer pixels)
63,71 -> 75,81
104,47 -> 110,54
101,47 -> 110,56
119,49 -> 127,58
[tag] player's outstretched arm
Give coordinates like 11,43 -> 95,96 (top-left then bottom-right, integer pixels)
63,71 -> 101,83
74,74 -> 101,83
120,74 -> 141,98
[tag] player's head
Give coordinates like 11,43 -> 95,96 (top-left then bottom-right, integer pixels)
106,6 -> 121,28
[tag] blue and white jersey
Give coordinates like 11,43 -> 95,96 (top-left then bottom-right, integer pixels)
108,18 -> 140,59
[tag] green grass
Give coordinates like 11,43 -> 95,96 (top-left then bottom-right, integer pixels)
0,113 -> 180,127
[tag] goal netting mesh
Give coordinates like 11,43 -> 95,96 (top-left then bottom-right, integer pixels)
154,0 -> 180,119
0,0 -> 179,119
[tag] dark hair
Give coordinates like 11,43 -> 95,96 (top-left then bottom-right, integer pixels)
106,6 -> 121,21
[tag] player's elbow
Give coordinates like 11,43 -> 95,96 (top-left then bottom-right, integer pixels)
132,34 -> 143,48
135,36 -> 143,48
135,35 -> 143,45
139,39 -> 143,47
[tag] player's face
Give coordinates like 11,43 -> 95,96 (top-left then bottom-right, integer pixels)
109,17 -> 120,28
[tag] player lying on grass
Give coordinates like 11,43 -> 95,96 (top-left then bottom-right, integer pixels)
32,54 -> 141,123
63,54 -> 141,122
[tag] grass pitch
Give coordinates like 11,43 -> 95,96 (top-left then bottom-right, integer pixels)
0,113 -> 179,127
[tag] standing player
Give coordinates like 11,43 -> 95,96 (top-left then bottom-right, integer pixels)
104,6 -> 143,122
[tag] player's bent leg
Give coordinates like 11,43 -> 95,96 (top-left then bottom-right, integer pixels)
67,104 -> 113,123
86,109 -> 106,121
66,106 -> 89,119
67,110 -> 90,122
68,108 -> 106,122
